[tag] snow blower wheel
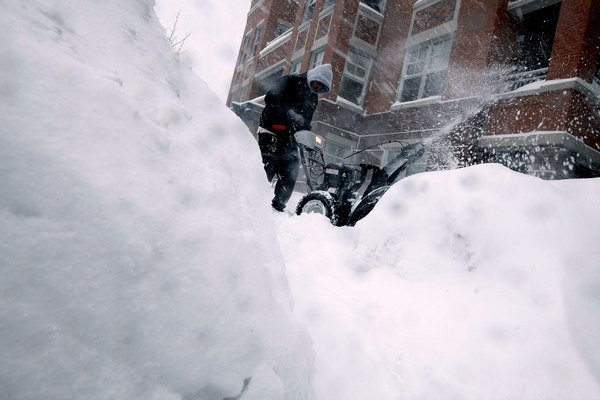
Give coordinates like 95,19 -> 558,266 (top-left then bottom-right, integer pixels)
295,191 -> 338,225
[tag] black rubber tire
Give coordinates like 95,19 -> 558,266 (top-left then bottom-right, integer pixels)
295,190 -> 338,225
347,186 -> 389,226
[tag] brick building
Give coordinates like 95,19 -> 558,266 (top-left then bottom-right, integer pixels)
227,0 -> 600,178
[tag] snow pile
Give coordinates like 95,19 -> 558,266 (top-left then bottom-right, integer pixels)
0,1 -> 312,399
2,1 -> 600,400
280,165 -> 600,399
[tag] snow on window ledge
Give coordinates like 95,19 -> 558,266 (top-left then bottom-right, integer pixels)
497,77 -> 600,102
334,96 -> 365,113
478,131 -> 600,164
390,95 -> 441,111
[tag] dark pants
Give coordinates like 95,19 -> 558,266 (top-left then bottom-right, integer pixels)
258,129 -> 299,211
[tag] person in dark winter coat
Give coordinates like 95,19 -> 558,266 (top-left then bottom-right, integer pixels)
257,63 -> 333,212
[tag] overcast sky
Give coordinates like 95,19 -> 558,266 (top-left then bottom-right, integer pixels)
154,0 -> 250,102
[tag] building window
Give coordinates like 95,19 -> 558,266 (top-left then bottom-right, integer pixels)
302,0 -> 317,24
316,13 -> 332,40
291,60 -> 302,74
257,68 -> 284,93
310,49 -> 325,69
322,0 -> 335,11
399,36 -> 453,102
274,20 -> 292,38
354,14 -> 381,46
238,32 -> 252,65
339,49 -> 372,105
513,2 -> 561,71
251,25 -> 262,57
360,0 -> 385,13
295,28 -> 309,52
238,85 -> 248,102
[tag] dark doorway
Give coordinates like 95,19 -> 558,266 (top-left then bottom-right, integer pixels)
514,2 -> 562,71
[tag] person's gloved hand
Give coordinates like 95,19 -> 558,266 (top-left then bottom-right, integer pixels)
288,109 -> 305,126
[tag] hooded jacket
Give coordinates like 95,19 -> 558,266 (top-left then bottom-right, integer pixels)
259,64 -> 332,136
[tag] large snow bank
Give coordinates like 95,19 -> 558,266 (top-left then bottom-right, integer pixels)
280,164 -> 600,399
0,1 -> 312,399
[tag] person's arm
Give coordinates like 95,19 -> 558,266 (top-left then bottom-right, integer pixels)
293,95 -> 317,131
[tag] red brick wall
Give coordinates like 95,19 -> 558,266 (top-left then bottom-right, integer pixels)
412,0 -> 457,35
363,0 -> 413,113
547,0 -> 600,82
355,14 -> 380,45
485,90 -> 600,150
443,0 -> 511,99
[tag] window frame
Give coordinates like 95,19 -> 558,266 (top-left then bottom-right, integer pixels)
238,32 -> 252,65
302,0 -> 318,24
309,48 -> 325,69
322,0 -> 336,12
250,24 -> 263,57
359,0 -> 386,13
338,49 -> 373,106
397,35 -> 453,102
290,59 -> 303,74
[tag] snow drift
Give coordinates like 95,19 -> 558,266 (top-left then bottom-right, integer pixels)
1,1 -> 312,399
282,165 -> 600,399
2,1 -> 600,400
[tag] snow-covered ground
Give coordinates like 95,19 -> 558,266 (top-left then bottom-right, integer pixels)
1,1 -> 600,399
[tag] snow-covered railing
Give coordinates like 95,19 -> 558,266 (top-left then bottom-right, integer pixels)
505,67 -> 548,91
259,29 -> 293,58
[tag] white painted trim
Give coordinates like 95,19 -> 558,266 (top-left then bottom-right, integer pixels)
248,0 -> 266,15
407,20 -> 457,47
508,0 -> 562,13
259,29 -> 292,58
335,96 -> 365,113
495,77 -> 600,103
391,95 -> 442,110
254,59 -> 286,80
479,131 -> 600,164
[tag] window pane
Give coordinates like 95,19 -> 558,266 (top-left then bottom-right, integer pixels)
360,0 -> 383,12
406,60 -> 424,75
400,77 -> 421,102
251,26 -> 262,56
423,71 -> 444,97
302,0 -> 316,23
339,77 -> 365,105
345,50 -> 371,79
430,53 -> 449,70
291,61 -> 302,74
322,0 -> 335,10
311,50 -> 324,68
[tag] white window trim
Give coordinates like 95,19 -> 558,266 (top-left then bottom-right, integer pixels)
309,48 -> 325,69
508,0 -> 561,14
290,59 -> 303,74
302,0 -> 318,24
397,34 -> 453,103
254,59 -> 286,80
351,5 -> 384,50
338,49 -> 373,107
335,95 -> 365,112
251,23 -> 263,57
313,7 -> 335,49
359,0 -> 386,15
391,95 -> 442,110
